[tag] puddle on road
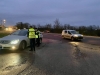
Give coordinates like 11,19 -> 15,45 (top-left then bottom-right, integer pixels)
0,51 -> 33,71
73,46 -> 88,59
70,42 -> 88,59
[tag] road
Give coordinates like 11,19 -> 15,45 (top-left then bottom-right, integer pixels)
43,33 -> 100,45
0,50 -> 34,75
0,33 -> 100,75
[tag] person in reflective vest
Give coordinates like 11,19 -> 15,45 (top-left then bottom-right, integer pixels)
27,26 -> 36,51
35,28 -> 40,47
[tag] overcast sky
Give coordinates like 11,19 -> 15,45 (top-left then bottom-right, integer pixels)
0,0 -> 100,26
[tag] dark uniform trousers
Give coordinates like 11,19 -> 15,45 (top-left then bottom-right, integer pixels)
30,38 -> 35,51
36,31 -> 40,47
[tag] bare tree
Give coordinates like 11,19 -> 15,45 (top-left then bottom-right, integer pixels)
54,19 -> 60,29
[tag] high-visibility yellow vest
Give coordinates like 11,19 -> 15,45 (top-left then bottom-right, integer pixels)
35,35 -> 38,38
35,31 -> 40,38
28,28 -> 36,38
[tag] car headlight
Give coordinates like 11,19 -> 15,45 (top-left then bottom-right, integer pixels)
74,35 -> 78,37
10,39 -> 19,44
81,35 -> 83,36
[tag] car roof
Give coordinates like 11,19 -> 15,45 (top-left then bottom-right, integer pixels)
19,29 -> 41,32
63,30 -> 75,31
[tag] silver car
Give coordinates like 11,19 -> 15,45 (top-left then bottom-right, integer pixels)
0,29 -> 43,50
62,30 -> 83,41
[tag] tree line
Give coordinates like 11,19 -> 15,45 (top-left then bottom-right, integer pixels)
15,19 -> 100,36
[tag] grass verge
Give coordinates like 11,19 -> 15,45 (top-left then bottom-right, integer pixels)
0,32 -> 11,38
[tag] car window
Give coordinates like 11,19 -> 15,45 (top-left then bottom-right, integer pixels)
70,31 -> 78,34
11,30 -> 21,35
64,31 -> 67,33
68,31 -> 71,34
19,30 -> 28,36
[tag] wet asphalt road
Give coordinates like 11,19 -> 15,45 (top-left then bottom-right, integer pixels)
0,33 -> 100,75
0,49 -> 34,75
43,33 -> 100,45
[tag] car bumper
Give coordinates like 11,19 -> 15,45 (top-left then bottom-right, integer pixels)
74,36 -> 83,39
0,43 -> 19,50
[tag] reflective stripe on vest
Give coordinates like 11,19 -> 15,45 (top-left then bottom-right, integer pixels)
28,28 -> 35,38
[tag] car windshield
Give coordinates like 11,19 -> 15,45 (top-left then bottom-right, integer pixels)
11,30 -> 21,35
70,30 -> 79,34
19,30 -> 28,36
11,30 -> 28,36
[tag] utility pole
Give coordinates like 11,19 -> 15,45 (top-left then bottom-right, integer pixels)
1,20 -> 2,26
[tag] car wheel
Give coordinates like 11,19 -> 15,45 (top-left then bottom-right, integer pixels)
19,41 -> 26,50
71,37 -> 74,41
40,38 -> 42,44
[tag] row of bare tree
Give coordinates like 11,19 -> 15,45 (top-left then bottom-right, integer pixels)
15,19 -> 100,36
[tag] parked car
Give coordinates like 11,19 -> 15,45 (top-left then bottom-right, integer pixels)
0,29 -> 43,50
61,30 -> 83,40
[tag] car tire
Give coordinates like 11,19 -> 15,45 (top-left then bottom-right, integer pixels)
71,37 -> 74,41
19,41 -> 26,50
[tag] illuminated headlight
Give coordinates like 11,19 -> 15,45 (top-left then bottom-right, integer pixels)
10,39 -> 19,44
12,46 -> 16,49
74,35 -> 78,37
81,35 -> 83,36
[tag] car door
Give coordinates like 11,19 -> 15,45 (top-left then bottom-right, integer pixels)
19,30 -> 30,46
25,31 -> 30,46
39,32 -> 43,38
64,31 -> 70,39
67,31 -> 72,39
64,30 -> 68,38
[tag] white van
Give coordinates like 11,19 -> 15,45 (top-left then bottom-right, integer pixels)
61,30 -> 83,40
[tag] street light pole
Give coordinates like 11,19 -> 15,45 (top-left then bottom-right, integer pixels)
3,19 -> 6,27
0,19 -> 6,29
3,19 -> 6,24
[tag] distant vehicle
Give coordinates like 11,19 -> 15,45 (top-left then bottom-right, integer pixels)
61,30 -> 83,41
44,30 -> 50,33
0,29 -> 43,50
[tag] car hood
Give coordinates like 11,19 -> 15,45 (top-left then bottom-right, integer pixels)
0,35 -> 24,41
